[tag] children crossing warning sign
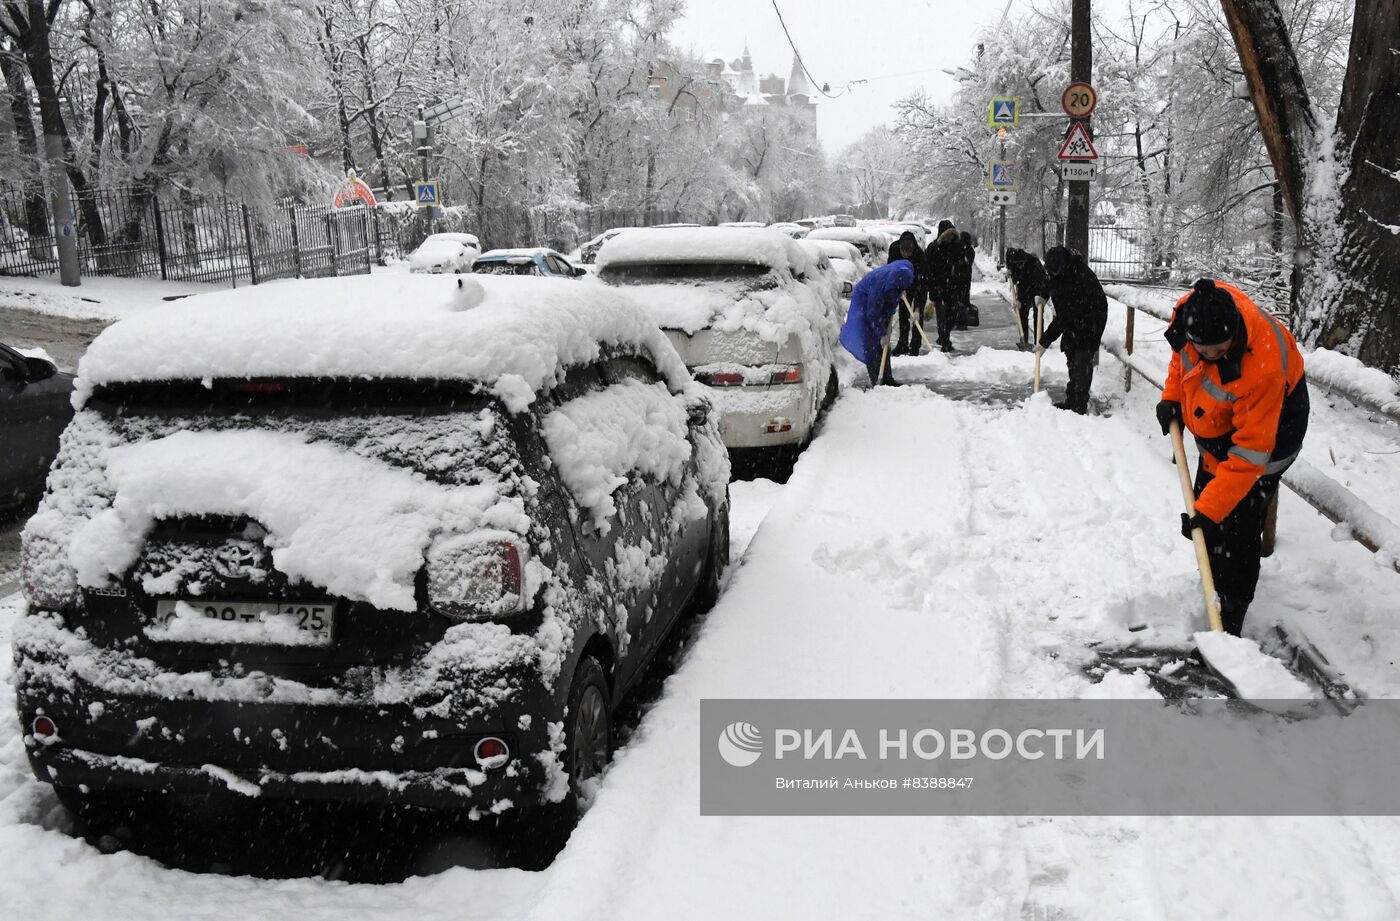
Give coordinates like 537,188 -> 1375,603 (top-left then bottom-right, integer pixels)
1057,122 -> 1098,161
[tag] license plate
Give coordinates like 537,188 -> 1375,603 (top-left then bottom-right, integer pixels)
148,600 -> 336,646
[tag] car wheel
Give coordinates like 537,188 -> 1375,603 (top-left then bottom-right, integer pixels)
509,656 -> 611,867
565,656 -> 612,806
691,494 -> 730,612
822,366 -> 839,411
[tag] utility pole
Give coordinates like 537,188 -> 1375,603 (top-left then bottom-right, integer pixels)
1066,0 -> 1092,257
414,107 -> 431,182
997,129 -> 1008,267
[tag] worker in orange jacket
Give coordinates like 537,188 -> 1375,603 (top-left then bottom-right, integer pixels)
1156,279 -> 1309,636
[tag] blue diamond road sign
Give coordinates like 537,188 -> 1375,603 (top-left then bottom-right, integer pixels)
989,97 -> 1018,126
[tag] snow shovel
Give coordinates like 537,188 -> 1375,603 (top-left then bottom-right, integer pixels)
875,312 -> 895,385
1033,297 -> 1045,393
900,294 -> 922,356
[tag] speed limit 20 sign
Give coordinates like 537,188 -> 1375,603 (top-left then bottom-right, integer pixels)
1061,82 -> 1097,118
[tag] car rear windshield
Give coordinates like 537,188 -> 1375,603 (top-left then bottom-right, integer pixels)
599,262 -> 773,285
86,379 -> 511,487
474,260 -> 541,275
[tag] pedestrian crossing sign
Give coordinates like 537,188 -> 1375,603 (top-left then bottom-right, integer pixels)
415,180 -> 440,206
989,97 -> 1018,126
987,162 -> 1016,190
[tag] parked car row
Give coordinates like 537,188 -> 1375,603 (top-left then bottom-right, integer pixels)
14,274 -> 729,855
408,234 -> 585,279
7,221 -> 870,857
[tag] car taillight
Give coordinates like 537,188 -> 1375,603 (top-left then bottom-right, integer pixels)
767,365 -> 803,385
426,533 -> 529,621
694,370 -> 745,387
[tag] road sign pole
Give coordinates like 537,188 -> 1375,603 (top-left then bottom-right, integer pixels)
998,134 -> 1007,268
1066,0 -> 1092,257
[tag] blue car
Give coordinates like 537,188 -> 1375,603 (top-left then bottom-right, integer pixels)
471,247 -> 586,278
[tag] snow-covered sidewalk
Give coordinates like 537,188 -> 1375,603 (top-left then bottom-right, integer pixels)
3,332 -> 1400,919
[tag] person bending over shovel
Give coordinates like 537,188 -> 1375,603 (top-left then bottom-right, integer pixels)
1157,279 -> 1309,637
840,259 -> 917,386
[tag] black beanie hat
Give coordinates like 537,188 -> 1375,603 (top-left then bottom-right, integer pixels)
1181,279 -> 1240,345
1043,246 -> 1071,276
937,219 -> 954,235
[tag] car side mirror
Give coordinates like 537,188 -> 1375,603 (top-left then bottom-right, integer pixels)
25,356 -> 57,383
687,402 -> 709,428
572,266 -> 586,277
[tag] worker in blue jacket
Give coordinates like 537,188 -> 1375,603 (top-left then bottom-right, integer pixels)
839,259 -> 917,386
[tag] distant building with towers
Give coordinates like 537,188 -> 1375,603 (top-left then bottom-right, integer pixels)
647,45 -> 818,138
706,45 -> 818,136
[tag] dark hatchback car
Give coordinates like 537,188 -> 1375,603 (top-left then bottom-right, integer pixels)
14,275 -> 729,843
1,340 -> 75,512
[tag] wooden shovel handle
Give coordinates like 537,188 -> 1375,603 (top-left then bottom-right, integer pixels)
1170,419 -> 1224,631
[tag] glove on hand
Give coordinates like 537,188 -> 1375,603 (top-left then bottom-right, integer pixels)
1033,343 -> 1047,356
1180,511 -> 1211,540
1155,400 -> 1182,436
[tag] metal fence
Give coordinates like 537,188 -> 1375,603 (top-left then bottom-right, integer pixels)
0,186 -> 375,286
0,184 -> 692,286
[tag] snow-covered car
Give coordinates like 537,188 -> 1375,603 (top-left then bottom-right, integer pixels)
804,239 -> 869,298
407,232 -> 481,273
578,228 -> 628,264
806,227 -> 887,268
14,274 -> 730,838
596,227 -> 841,455
0,341 -> 74,512
472,247 -> 586,278
767,222 -> 810,240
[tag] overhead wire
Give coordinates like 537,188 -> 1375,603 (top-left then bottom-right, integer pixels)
768,0 -> 856,98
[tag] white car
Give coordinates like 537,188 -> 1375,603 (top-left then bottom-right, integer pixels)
806,227 -> 887,268
407,232 -> 481,273
804,239 -> 869,298
596,227 -> 841,454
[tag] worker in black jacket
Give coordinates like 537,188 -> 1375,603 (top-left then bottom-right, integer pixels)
924,222 -> 961,352
1036,246 -> 1107,413
1004,248 -> 1048,347
887,231 -> 927,356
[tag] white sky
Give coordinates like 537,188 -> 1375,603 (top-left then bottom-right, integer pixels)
671,0 -> 1009,153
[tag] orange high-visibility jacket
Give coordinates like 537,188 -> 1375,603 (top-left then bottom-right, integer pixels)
1162,282 -> 1307,522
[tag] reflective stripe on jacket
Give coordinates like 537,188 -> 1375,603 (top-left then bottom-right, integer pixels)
1162,281 -> 1307,522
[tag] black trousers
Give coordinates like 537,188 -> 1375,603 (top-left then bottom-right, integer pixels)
1063,347 -> 1096,413
1193,464 -> 1286,636
933,298 -> 954,348
895,287 -> 928,354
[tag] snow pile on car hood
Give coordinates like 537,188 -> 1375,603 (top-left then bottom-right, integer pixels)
594,227 -> 813,277
808,227 -> 878,248
72,274 -> 690,411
